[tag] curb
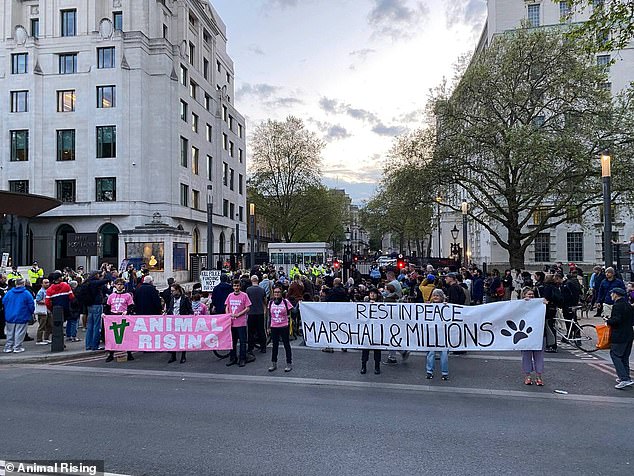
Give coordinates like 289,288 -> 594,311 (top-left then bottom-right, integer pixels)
0,350 -> 107,365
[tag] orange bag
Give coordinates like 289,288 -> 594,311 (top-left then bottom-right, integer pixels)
596,324 -> 611,350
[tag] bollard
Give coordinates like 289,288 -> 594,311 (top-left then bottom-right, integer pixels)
51,306 -> 65,352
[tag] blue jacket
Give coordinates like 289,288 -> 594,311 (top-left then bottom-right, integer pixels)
211,282 -> 233,314
598,277 -> 626,305
3,286 -> 35,324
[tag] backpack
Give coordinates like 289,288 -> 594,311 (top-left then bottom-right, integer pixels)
74,281 -> 93,307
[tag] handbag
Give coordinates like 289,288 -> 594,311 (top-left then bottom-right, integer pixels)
595,324 -> 611,350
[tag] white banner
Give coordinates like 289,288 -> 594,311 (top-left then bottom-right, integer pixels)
300,299 -> 546,351
200,270 -> 222,292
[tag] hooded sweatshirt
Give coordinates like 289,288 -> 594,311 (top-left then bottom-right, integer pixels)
3,286 -> 35,323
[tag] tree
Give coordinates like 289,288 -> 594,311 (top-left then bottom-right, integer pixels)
564,0 -> 634,52
433,26 -> 634,268
248,116 -> 346,242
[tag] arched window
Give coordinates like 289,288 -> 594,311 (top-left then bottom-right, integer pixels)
55,224 -> 75,270
99,223 -> 119,267
193,228 -> 200,254
218,232 -> 225,254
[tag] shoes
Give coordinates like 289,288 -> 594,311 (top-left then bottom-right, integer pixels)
384,357 -> 398,365
259,348 -> 267,354
284,364 -> 292,372
127,354 -> 135,361
66,337 -> 73,342
615,380 -> 633,389
401,351 -> 410,361
535,377 -> 543,387
13,347 -> 25,353
524,376 -> 532,385
268,362 -> 277,372
24,335 -> 34,342
238,359 -> 246,367
360,363 -> 367,374
167,355 -> 177,364
321,348 -> 334,353
341,349 -> 347,353
105,354 -> 114,363
544,348 -> 558,353
97,346 -> 105,351
226,358 -> 237,367
245,354 -> 256,364
374,364 -> 381,375
441,375 -> 449,381
4,348 -> 14,353
426,373 -> 433,379
180,355 -> 187,364
71,337 -> 81,342
36,341 -> 48,346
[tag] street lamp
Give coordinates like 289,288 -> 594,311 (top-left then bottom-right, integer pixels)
344,227 -> 352,281
461,200 -> 469,266
249,203 -> 255,269
601,150 -> 613,267
206,185 -> 213,270
436,196 -> 442,257
450,224 -> 460,262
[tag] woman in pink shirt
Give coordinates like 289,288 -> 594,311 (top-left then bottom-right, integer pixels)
267,286 -> 293,372
224,280 -> 252,367
104,278 -> 135,363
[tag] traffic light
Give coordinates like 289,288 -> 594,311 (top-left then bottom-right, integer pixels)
333,259 -> 340,270
353,254 -> 358,263
397,254 -> 406,270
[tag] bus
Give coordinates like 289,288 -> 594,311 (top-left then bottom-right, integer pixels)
267,242 -> 332,275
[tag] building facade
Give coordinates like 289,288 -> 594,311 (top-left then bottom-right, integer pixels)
435,0 -> 634,271
0,0 -> 246,283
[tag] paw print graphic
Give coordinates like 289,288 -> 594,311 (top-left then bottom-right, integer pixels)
501,320 -> 532,344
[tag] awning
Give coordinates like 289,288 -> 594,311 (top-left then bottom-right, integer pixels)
0,191 -> 62,218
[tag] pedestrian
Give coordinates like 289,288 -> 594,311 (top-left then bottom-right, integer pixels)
211,274 -> 232,314
419,274 -> 436,303
134,276 -> 162,316
84,270 -> 112,351
267,286 -> 293,372
2,278 -> 35,353
66,280 -> 81,342
45,271 -> 75,343
597,267 -> 626,318
166,283 -> 192,364
502,269 -> 514,301
35,277 -> 52,345
360,289 -> 382,375
541,274 -> 563,353
225,279 -> 252,367
104,278 -> 135,363
0,274 -> 7,340
160,277 -> 175,311
605,288 -> 634,389
191,290 -> 208,315
246,275 -> 267,355
520,287 -> 544,386
426,289 -> 449,380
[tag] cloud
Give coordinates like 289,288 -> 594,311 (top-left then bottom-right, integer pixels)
319,97 -> 378,123
324,125 -> 351,142
264,0 -> 299,8
349,48 -> 377,61
247,45 -> 266,56
367,0 -> 429,40
319,97 -> 341,114
346,107 -> 379,123
237,82 -> 280,99
445,0 -> 487,30
264,96 -> 304,108
372,123 -> 407,136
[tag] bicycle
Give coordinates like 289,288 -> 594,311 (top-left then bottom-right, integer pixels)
553,308 -> 598,353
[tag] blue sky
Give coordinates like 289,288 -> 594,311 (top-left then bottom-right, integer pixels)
212,0 -> 487,204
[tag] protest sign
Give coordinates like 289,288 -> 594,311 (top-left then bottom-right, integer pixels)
300,299 -> 545,351
200,270 -> 222,291
104,314 -> 232,352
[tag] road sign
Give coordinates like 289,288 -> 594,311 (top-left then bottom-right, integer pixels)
200,270 -> 222,291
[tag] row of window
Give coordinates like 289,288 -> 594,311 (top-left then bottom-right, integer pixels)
528,1 -> 603,28
534,230 -> 614,263
9,178 -> 116,203
59,9 -> 122,37
9,127 -> 116,162
177,184 -> 243,220
9,86 -> 115,113
11,48 -> 116,75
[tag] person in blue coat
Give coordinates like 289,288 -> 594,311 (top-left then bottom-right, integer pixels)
3,278 -> 35,353
211,274 -> 233,314
597,267 -> 625,317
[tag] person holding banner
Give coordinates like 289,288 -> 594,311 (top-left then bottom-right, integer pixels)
426,289 -> 450,380
225,280 -> 252,368
360,289 -> 382,375
104,278 -> 135,363
166,283 -> 193,364
267,286 -> 293,372
520,287 -> 544,386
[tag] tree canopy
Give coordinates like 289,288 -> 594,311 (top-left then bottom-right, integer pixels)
564,0 -> 634,52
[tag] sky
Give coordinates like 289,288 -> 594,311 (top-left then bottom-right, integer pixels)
212,0 -> 488,204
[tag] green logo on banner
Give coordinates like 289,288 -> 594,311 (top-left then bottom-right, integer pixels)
110,318 -> 130,345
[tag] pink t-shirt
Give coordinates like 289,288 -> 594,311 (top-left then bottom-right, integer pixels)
107,292 -> 134,314
269,299 -> 293,328
224,292 -> 252,327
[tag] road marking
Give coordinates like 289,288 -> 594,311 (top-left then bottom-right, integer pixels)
17,364 -> 634,406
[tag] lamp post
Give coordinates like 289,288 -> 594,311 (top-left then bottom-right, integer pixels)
601,150 -> 613,267
450,224 -> 460,262
249,203 -> 255,269
344,227 -> 352,281
461,200 -> 469,266
206,185 -> 213,270
436,196 -> 442,257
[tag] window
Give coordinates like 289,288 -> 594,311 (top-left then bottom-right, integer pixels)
163,24 -> 168,39
180,184 -> 189,207
230,203 -> 235,220
203,30 -> 210,43
9,180 -> 29,194
217,60 -> 221,72
223,162 -> 228,186
97,85 -> 115,108
598,203 -> 617,223
229,168 -> 234,190
12,53 -> 27,74
10,130 -> 29,161
57,90 -> 76,112
229,141 -> 235,158
113,12 -> 123,31
96,178 -> 116,201
206,155 -> 213,180
205,93 -> 211,111
222,105 -> 227,122
97,47 -> 115,69
567,232 -> 583,262
559,1 -> 571,22
192,146 -> 199,174
180,100 -> 188,122
206,124 -> 212,142
56,180 -> 76,202
190,81 -> 197,100
238,206 -> 244,222
532,115 -> 545,128
597,54 -> 611,70
223,199 -> 229,217
189,42 -> 195,66
192,190 -> 200,210
534,233 -> 550,262
222,133 -> 228,150
180,65 -> 188,86
180,137 -> 188,167
10,91 -> 28,112
96,126 -> 116,158
532,207 -> 549,225
527,4 -> 540,27
203,58 -> 209,80
31,18 -> 39,38
238,124 -> 243,138
173,243 -> 188,271
59,53 -> 77,74
229,115 -> 234,131
226,72 -> 231,83
600,82 -> 612,92
57,130 -> 76,161
189,13 -> 197,27
61,9 -> 76,37
239,174 -> 243,195
192,113 -> 199,133
239,148 -> 244,164
566,205 -> 582,224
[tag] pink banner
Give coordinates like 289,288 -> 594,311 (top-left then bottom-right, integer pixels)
103,315 -> 233,352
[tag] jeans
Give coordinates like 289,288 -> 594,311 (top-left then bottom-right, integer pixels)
271,326 -> 292,364
247,313 -> 266,352
36,312 -> 52,341
4,322 -> 28,351
521,350 -> 545,374
86,305 -> 103,350
610,340 -> 633,381
65,319 -> 78,338
361,349 -> 381,364
426,350 -> 449,375
229,326 -> 247,361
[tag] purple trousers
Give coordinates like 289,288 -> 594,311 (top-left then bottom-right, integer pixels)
521,350 -> 544,374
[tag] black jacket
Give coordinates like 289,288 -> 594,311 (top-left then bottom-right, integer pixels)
447,283 -> 466,305
606,299 -> 634,344
134,283 -> 162,316
166,295 -> 193,315
326,285 -> 349,302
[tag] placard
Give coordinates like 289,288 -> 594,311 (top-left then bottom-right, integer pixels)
200,270 -> 222,291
